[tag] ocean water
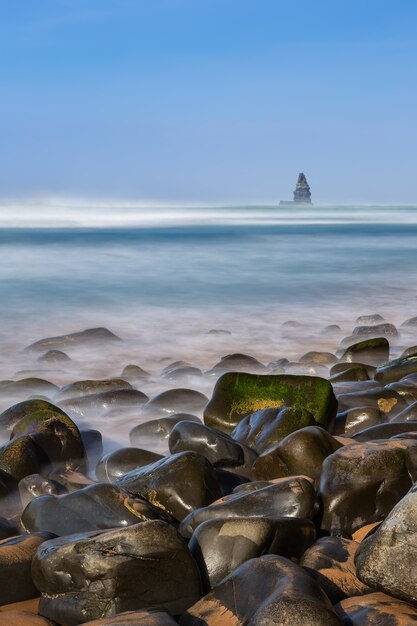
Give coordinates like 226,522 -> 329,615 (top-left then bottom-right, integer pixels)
1,201 -> 417,450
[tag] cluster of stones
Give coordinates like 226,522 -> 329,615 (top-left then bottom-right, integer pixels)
1,320 -> 417,624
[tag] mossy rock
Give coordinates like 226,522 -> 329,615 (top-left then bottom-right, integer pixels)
11,407 -> 86,472
0,399 -> 67,435
204,373 -> 337,433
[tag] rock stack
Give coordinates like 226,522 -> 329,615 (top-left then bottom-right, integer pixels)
293,172 -> 312,204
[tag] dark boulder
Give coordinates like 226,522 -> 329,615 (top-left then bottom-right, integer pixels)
253,425 -> 342,483
142,389 -> 208,417
25,327 -> 121,352
130,413 -> 201,449
32,521 -> 202,625
376,354 -> 417,385
300,536 -> 371,603
179,476 -> 317,538
320,440 -> 417,535
96,448 -> 163,482
180,555 -> 341,626
117,451 -> 223,522
57,378 -> 132,401
0,533 -> 54,605
189,517 -> 316,590
21,482 -> 169,535
340,338 -> 389,367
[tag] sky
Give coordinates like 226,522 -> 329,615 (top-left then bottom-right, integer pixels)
0,0 -> 416,204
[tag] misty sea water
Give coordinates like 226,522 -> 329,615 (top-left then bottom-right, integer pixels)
1,202 -> 417,450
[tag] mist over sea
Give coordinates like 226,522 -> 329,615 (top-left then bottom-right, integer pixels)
1,200 -> 417,450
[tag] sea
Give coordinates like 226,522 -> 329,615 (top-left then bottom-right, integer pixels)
1,200 -> 417,450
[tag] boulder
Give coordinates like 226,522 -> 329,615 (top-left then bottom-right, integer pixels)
300,536 -> 371,603
96,448 -> 163,482
232,405 -> 316,453
117,451 -> 223,522
320,440 -> 417,535
340,338 -> 389,367
25,327 -> 121,352
335,592 -> 417,625
33,521 -> 202,625
375,354 -> 417,385
253,425 -> 341,483
11,407 -> 86,472
179,555 -> 341,626
21,483 -> 169,535
179,476 -> 317,538
0,533 -> 53,605
129,414 -> 201,449
142,389 -> 208,417
57,378 -> 132,401
189,517 -> 315,590
169,420 -> 257,471
204,372 -> 337,433
356,481 -> 417,604
0,437 -> 47,481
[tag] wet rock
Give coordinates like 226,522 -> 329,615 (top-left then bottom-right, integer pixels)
0,516 -> 20,540
330,362 -> 376,378
232,405 -> 316,453
189,517 -> 316,590
375,354 -> 417,385
0,399 -> 66,436
82,610 -> 179,625
11,406 -> 86,472
117,451 -> 222,522
180,555 -> 340,626
96,448 -> 163,482
335,592 -> 417,625
0,379 -> 59,401
129,413 -> 201,448
37,350 -> 71,364
25,327 -> 121,352
355,314 -> 385,325
0,437 -> 48,481
386,379 -> 417,405
300,351 -> 338,366
21,482 -> 169,535
207,353 -> 266,375
57,378 -> 132,401
356,482 -> 417,604
330,366 -> 370,383
169,420 -> 257,471
0,470 -> 19,517
300,536 -> 371,603
47,469 -> 94,491
352,421 -> 417,441
160,362 -> 203,380
208,329 -> 231,335
18,474 -> 62,509
142,389 -> 208,417
401,345 -> 417,358
60,388 -> 149,417
179,476 -> 317,538
121,364 -> 151,382
253,425 -> 341,483
204,372 -> 337,433
391,400 -> 417,422
0,533 -> 54,605
321,324 -> 342,335
320,440 -> 417,535
336,387 -> 405,417
32,521 -> 202,625
340,338 -> 389,367
401,316 -> 417,328
331,407 -> 386,437
81,429 -> 103,472
351,522 -> 381,543
353,323 -> 398,338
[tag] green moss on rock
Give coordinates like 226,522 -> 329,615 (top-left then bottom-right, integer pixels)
204,373 -> 337,433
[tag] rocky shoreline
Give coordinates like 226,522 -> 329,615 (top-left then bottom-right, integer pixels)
1,318 -> 417,624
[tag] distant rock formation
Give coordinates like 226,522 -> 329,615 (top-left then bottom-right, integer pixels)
280,173 -> 312,205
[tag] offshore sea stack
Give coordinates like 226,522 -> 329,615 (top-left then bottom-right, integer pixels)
280,171 -> 312,205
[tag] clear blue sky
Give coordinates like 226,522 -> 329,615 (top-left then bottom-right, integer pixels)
1,0 -> 416,203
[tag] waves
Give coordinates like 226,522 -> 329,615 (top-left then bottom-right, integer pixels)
0,196 -> 417,228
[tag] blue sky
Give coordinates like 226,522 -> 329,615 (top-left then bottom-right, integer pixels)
0,0 -> 416,203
